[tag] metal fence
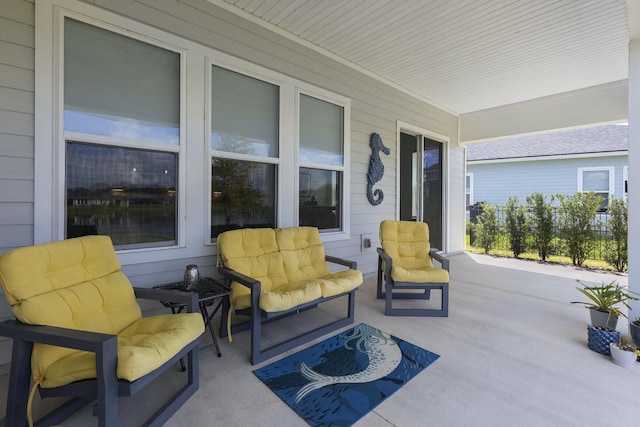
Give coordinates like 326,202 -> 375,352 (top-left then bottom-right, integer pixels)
467,204 -> 615,260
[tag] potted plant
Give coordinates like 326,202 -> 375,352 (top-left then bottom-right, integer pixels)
571,280 -> 638,329
630,317 -> 640,348
571,280 -> 638,355
609,336 -> 638,367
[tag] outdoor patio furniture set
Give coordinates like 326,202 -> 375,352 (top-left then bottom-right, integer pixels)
0,220 -> 449,425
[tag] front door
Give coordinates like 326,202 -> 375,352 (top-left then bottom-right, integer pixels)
399,132 -> 444,250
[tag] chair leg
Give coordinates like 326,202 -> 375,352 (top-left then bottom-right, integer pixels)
96,335 -> 119,427
5,339 -> 32,427
384,284 -> 449,317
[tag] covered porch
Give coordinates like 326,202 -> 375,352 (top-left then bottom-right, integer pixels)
4,254 -> 635,426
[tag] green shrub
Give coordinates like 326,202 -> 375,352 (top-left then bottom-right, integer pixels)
503,196 -> 528,258
555,192 -> 600,266
603,197 -> 627,272
471,202 -> 500,254
526,192 -> 555,261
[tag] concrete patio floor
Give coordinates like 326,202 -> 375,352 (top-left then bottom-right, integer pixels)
2,252 -> 639,426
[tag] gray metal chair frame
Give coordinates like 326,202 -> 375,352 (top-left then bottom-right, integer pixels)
0,288 -> 202,427
377,247 -> 450,316
219,255 -> 357,365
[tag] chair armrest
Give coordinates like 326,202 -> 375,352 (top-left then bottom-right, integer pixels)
429,249 -> 450,272
0,319 -> 117,353
325,255 -> 358,270
377,247 -> 393,275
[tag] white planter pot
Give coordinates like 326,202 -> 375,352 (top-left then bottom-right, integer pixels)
609,343 -> 637,367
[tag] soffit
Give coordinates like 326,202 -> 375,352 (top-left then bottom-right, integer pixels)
212,0 -> 630,115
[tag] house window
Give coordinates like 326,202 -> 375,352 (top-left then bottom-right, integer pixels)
63,18 -> 181,249
298,94 -> 345,231
578,167 -> 614,211
465,173 -> 474,208
210,66 -> 279,239
209,66 -> 350,239
623,166 -> 628,201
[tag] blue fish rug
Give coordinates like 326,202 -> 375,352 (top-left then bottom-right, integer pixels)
253,323 -> 440,426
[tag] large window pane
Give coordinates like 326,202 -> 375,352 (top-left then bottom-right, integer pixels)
66,142 -> 177,248
299,168 -> 341,230
582,169 -> 610,211
211,66 -> 279,157
64,18 -> 180,144
583,170 -> 609,191
299,94 -> 343,165
211,159 -> 276,238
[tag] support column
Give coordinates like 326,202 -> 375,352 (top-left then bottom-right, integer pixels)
628,37 -> 640,316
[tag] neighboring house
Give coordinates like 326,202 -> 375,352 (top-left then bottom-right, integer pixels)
465,125 -> 629,211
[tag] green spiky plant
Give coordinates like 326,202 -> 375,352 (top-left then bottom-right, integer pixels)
571,280 -> 639,326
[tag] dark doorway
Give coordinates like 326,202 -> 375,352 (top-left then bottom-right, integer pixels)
399,132 -> 444,250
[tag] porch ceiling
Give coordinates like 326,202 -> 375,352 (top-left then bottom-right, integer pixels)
211,0 -> 631,118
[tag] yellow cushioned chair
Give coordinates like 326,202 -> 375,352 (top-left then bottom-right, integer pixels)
377,220 -> 450,316
217,226 -> 362,364
0,236 -> 204,427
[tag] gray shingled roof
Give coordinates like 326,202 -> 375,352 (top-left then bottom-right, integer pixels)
466,125 -> 628,161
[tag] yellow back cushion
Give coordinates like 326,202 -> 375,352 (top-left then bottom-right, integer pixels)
217,228 -> 288,307
0,236 -> 141,332
380,220 -> 434,270
276,227 -> 330,282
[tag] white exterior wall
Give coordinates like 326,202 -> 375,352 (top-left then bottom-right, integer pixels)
0,0 -> 461,364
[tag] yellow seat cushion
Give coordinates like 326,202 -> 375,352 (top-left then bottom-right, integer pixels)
276,226 -> 363,297
0,235 -> 204,388
219,227 -> 362,313
35,313 -> 203,388
380,220 -> 449,284
317,269 -> 364,297
217,228 -> 289,311
258,280 -> 322,312
391,266 -> 449,284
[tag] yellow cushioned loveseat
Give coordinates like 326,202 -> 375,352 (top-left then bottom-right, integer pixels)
217,226 -> 363,364
0,236 -> 204,426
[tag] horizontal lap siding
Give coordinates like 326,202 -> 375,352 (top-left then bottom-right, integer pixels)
468,156 -> 628,206
0,0 -> 35,358
0,2 -> 35,255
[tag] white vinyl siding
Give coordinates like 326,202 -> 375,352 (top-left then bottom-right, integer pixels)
0,3 -> 35,255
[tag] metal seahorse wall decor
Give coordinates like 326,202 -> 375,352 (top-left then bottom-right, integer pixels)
367,133 -> 390,205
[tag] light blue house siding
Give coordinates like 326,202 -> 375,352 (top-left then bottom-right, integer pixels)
467,154 -> 628,208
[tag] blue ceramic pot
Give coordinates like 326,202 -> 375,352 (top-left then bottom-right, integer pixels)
587,324 -> 619,355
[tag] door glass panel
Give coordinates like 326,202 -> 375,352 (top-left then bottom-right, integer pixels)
423,138 -> 443,250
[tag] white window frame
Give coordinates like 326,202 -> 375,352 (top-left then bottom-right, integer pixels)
465,173 -> 474,208
295,87 -> 351,240
206,56 -> 286,237
205,55 -> 351,242
577,166 -> 615,208
36,0 -> 352,265
35,0 -> 208,264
